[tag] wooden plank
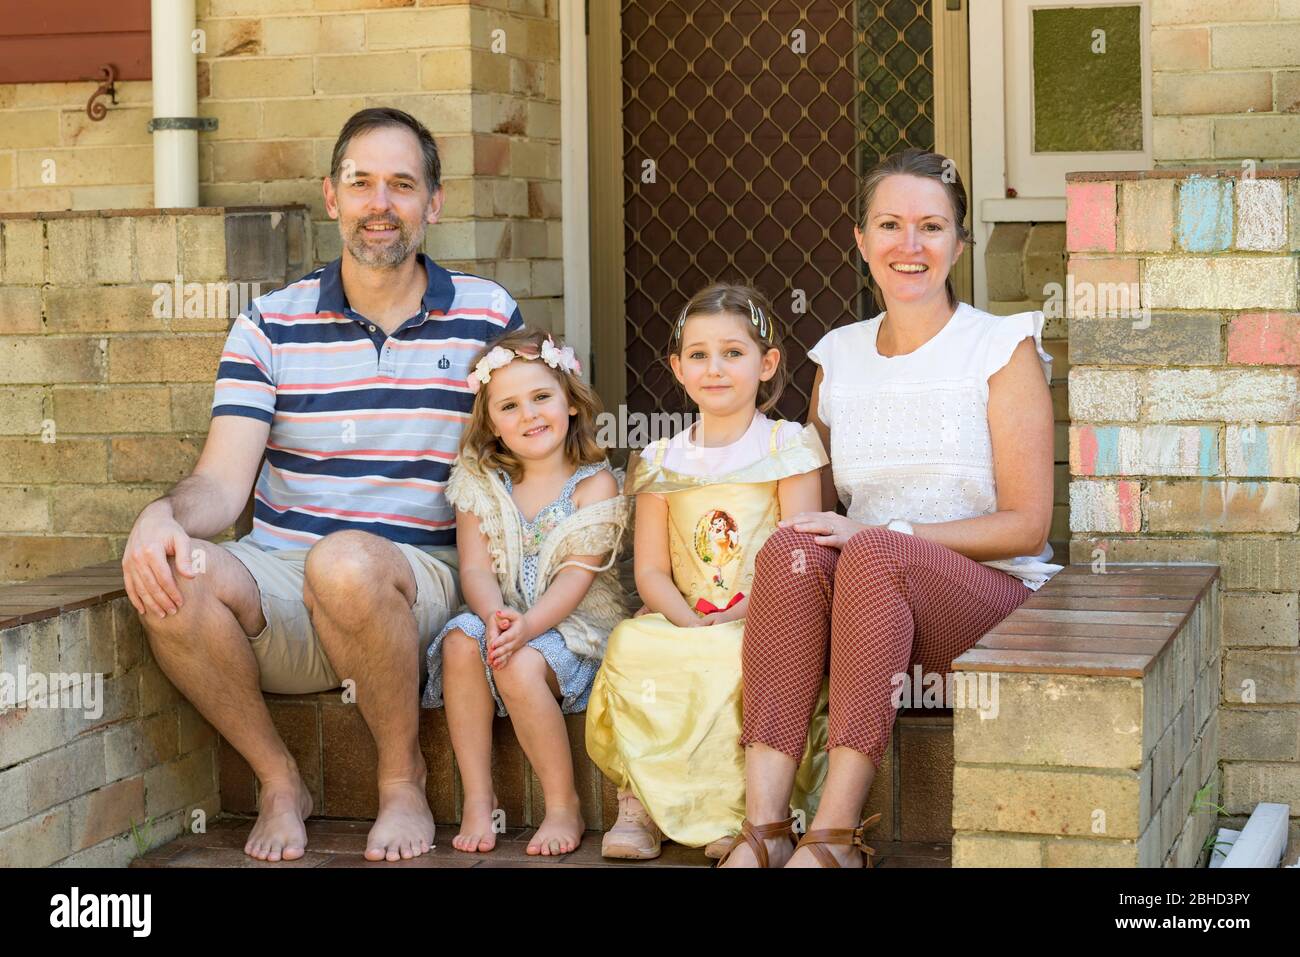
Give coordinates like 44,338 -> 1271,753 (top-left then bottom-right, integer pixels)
952,648 -> 1151,677
1004,608 -> 1186,625
1027,582 -> 1206,599
1056,565 -> 1217,579
986,619 -> 1175,640
1023,596 -> 1195,613
976,633 -> 1168,658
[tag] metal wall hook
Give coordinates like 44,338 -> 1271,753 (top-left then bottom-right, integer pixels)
86,64 -> 118,121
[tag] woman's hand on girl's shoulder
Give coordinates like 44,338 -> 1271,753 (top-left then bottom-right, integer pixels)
572,467 -> 618,508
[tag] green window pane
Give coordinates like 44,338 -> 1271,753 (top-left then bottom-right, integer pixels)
1032,5 -> 1143,153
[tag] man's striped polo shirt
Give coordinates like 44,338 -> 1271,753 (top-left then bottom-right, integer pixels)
212,253 -> 522,552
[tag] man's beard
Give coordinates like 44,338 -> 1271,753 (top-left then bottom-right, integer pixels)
344,215 -> 425,268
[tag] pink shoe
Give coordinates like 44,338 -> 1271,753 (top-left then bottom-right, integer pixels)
601,789 -> 663,860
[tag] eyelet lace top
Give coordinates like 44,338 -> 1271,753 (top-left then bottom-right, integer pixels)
808,302 -> 1063,591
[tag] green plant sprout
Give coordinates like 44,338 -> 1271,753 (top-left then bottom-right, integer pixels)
129,816 -> 156,857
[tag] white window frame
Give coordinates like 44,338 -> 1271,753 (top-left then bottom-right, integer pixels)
560,0 -> 591,378
970,0 -> 1152,308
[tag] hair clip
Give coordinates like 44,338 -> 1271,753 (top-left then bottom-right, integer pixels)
747,298 -> 769,340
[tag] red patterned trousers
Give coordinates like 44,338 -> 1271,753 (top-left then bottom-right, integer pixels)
739,526 -> 1031,769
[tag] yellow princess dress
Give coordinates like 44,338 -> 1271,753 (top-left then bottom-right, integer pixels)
585,416 -> 831,847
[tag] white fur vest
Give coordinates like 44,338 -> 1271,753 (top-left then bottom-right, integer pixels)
445,455 -> 630,659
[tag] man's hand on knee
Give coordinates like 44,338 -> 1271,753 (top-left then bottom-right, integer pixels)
123,500 -> 199,619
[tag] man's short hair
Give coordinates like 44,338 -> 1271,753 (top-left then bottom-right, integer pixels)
329,107 -> 442,194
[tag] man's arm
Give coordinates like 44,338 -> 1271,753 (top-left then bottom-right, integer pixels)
123,415 -> 270,619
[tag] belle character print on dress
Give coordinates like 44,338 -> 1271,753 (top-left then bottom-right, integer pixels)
693,508 -> 741,594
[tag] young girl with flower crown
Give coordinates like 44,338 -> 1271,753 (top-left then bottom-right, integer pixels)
585,283 -> 831,860
422,328 -> 629,856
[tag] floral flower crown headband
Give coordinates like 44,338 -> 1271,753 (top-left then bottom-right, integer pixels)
673,297 -> 773,345
467,336 -> 582,394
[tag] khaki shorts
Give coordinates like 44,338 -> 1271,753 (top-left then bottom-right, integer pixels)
223,536 -> 461,695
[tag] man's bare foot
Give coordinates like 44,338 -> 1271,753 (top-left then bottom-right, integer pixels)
525,803 -> 584,856
452,794 -> 499,853
365,780 -> 436,862
245,777 -> 313,862
717,829 -> 794,868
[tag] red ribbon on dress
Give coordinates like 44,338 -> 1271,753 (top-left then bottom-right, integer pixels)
694,592 -> 745,616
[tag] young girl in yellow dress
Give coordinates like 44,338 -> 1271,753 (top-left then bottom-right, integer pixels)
585,283 -> 830,859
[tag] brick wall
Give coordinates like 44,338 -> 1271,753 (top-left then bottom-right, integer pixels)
0,0 -> 564,330
1066,167 -> 1300,849
0,206 -> 310,584
1152,1 -> 1300,164
983,222 -> 1070,559
0,584 -> 220,868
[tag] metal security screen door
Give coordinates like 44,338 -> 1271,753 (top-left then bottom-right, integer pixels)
614,0 -> 943,423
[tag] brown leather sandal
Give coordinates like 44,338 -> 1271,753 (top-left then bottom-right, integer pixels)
714,815 -> 797,868
790,812 -> 883,868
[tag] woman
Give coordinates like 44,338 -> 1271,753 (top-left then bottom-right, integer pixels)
719,148 -> 1062,868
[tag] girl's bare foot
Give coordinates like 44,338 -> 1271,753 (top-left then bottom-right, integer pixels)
452,794 -> 500,853
245,776 -> 313,862
526,803 -> 584,856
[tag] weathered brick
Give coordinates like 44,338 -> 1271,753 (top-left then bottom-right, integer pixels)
0,286 -> 42,334
1278,71 -> 1300,114
143,749 -> 216,818
0,219 -> 43,283
44,284 -> 161,333
209,56 -> 312,99
0,437 -> 108,482
1210,23 -> 1300,70
1071,313 -> 1221,366
1177,177 -> 1233,252
1146,480 -> 1298,533
1143,369 -> 1298,422
45,217 -> 93,283
954,765 -> 1141,838
211,141 -> 316,184
1043,837 -> 1139,867
0,805 -> 71,868
88,216 -> 135,283
51,385 -> 172,434
1221,538 -> 1300,591
315,52 -> 421,95
57,602 -> 116,676
107,335 -> 224,384
1223,650 -> 1300,704
1153,116 -> 1212,162
261,96 -> 366,140
137,661 -> 183,715
262,14 -> 364,55
0,486 -> 50,533
176,214 -> 227,283
1226,425 -> 1300,478
1068,369 -> 1140,421
1068,536 -> 1219,568
1151,27 -> 1209,70
132,215 -> 178,283
951,832 -> 1043,867
52,485 -> 163,534
1119,179 -> 1176,253
1154,72 -> 1272,117
1214,116 -> 1300,161
110,435 -> 205,483
1152,0 -> 1274,25
1220,709 -> 1300,762
954,672 -> 1143,768
1228,312 -> 1300,366
1222,762 -> 1300,814
1066,182 -> 1117,253
366,7 -> 465,49
1071,424 -> 1218,477
0,335 -> 104,382
985,222 -> 1030,301
104,712 -> 180,783
1069,480 -> 1142,533
1236,179 -> 1287,251
1064,257 -> 1140,318
0,536 -> 113,583
25,735 -> 107,814
0,386 -> 47,435
68,774 -> 145,852
169,383 -> 216,432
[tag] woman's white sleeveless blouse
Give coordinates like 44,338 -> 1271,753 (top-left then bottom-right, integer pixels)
809,303 -> 1063,591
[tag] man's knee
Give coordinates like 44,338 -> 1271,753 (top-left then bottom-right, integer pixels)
140,541 -> 262,641
303,531 -> 413,613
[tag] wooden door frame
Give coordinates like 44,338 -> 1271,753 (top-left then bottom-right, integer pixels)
587,1 -> 973,410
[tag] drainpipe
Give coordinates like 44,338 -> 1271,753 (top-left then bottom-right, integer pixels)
149,0 -> 208,208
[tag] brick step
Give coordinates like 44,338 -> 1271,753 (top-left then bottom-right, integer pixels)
218,696 -> 954,843
130,815 -> 951,868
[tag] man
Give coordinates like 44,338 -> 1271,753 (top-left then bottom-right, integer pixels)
121,108 -> 521,862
